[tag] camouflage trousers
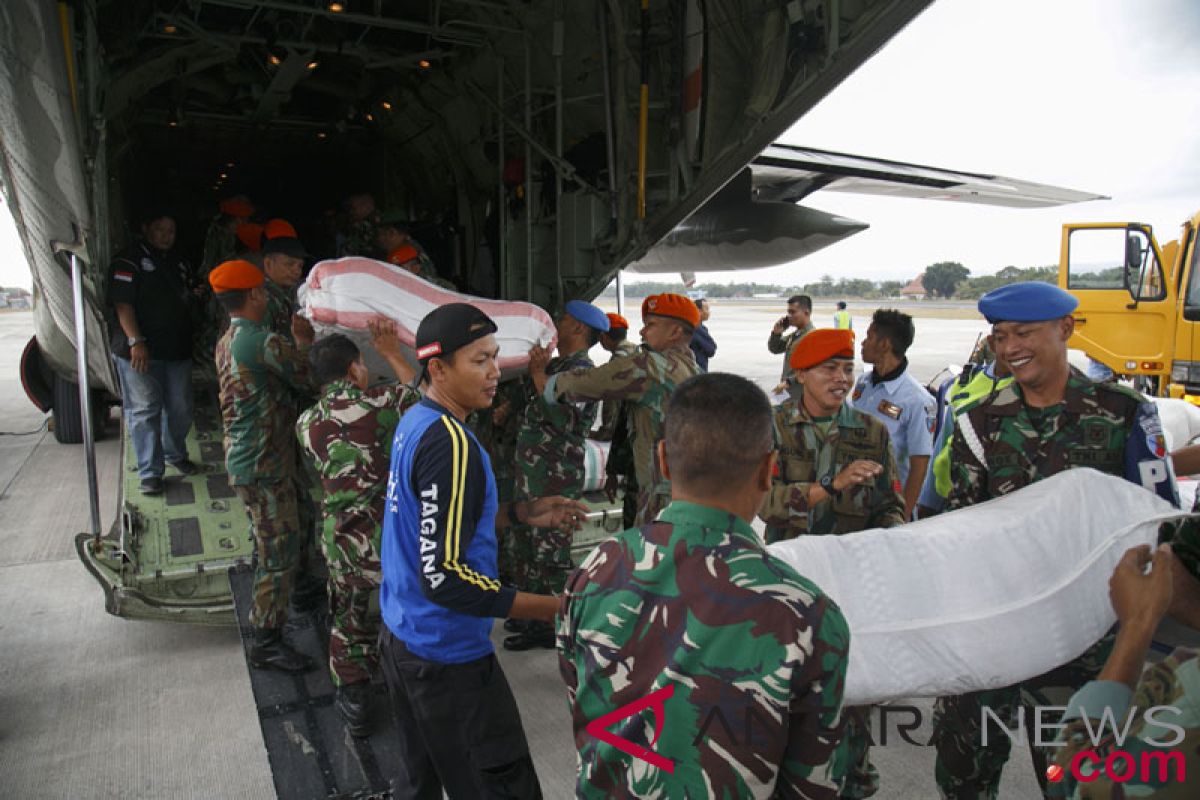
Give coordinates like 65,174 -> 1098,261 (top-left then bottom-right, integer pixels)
507,523 -> 573,594
320,512 -> 382,686
234,478 -> 305,629
834,706 -> 880,799
931,631 -> 1116,799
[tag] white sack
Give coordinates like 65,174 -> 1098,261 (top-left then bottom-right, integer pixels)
1152,397 -> 1200,453
298,257 -> 557,381
768,469 -> 1184,706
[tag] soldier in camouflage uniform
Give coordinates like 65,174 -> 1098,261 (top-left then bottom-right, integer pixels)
558,373 -> 850,798
767,294 -> 814,400
758,328 -> 905,800
933,283 -> 1180,800
471,378 -> 528,587
592,314 -> 640,527
260,234 -> 308,339
337,192 -> 379,257
296,320 -> 419,736
1048,543 -> 1199,800
540,294 -> 701,526
503,301 -> 608,652
210,259 -> 317,674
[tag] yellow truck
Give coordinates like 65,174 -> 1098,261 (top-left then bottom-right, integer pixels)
1059,211 -> 1200,398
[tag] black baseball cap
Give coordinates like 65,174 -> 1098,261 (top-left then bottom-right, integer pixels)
261,236 -> 309,259
415,303 -> 499,365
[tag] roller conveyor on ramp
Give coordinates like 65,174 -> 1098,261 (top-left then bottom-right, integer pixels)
230,566 -> 400,800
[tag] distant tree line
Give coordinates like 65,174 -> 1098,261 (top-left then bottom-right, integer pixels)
604,263 -> 1059,301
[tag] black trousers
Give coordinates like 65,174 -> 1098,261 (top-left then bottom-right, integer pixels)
379,628 -> 543,800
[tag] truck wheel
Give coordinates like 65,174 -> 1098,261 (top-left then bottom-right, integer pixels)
52,374 -> 85,444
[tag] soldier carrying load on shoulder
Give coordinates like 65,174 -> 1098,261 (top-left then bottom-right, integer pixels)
296,319 -> 420,737
593,312 -> 640,528
538,294 -> 701,526
931,281 -> 1180,800
505,300 -> 609,652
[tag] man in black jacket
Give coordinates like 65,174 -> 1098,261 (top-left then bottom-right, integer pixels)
688,298 -> 717,372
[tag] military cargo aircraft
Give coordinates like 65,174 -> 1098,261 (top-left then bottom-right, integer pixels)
0,0 -> 1103,625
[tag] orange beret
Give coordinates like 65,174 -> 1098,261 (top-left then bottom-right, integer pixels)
790,329 -> 855,370
641,293 -> 700,329
605,312 -> 629,330
208,259 -> 264,293
219,197 -> 255,218
235,222 -> 263,252
263,218 -> 297,240
388,245 -> 420,266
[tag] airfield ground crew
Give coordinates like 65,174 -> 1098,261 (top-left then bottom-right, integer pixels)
759,328 -> 904,799
505,300 -> 608,651
296,320 -> 419,736
834,301 -> 853,330
558,372 -> 850,798
538,293 -> 701,525
768,294 -> 815,399
211,259 -> 317,674
932,281 -> 1180,799
851,309 -> 935,519
688,297 -> 717,371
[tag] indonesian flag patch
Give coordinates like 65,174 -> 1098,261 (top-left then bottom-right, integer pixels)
113,270 -> 134,283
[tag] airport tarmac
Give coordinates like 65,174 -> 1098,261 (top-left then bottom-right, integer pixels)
0,304 -> 1049,799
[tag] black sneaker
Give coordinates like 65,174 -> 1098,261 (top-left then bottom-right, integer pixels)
169,459 -> 200,475
140,477 -> 164,495
249,627 -> 315,673
503,618 -> 529,634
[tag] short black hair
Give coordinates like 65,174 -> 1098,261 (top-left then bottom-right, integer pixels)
788,295 -> 812,312
664,373 -> 773,496
310,334 -> 361,385
837,301 -> 847,309
585,326 -> 603,347
694,298 -> 707,310
606,327 -> 627,343
140,208 -> 176,227
215,289 -> 250,313
871,308 -> 916,356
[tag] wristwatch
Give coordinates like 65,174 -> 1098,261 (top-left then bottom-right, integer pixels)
127,336 -> 147,347
819,474 -> 841,498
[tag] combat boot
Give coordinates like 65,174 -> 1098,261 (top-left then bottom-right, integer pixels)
502,620 -> 556,651
335,682 -> 373,738
250,627 -> 315,673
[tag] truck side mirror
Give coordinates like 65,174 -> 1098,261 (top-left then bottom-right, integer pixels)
1124,233 -> 1145,297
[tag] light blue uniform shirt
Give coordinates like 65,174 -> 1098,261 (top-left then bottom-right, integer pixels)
850,365 -> 935,487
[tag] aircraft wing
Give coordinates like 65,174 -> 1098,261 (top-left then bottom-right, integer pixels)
751,144 -> 1108,208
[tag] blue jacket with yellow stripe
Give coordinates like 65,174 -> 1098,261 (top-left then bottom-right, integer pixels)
381,398 -> 516,664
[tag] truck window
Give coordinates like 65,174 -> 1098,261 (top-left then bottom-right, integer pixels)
1066,227 -> 1165,300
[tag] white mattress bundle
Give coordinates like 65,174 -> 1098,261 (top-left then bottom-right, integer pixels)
297,257 -> 557,381
768,469 -> 1185,705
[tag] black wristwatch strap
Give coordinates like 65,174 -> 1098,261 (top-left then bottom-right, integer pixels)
819,474 -> 841,498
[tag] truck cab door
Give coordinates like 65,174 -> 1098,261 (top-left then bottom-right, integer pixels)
1059,223 -> 1173,392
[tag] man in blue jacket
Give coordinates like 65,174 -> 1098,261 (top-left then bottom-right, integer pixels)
688,297 -> 717,372
379,303 -> 587,800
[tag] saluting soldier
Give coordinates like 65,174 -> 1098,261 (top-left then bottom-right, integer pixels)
558,373 -> 850,798
505,301 -> 609,652
296,320 -> 419,737
932,282 -> 1180,800
758,328 -> 904,800
535,294 -> 701,526
211,259 -> 317,673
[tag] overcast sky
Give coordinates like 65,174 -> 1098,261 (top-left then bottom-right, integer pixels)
3,0 -> 1198,291
636,0 -> 1200,285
